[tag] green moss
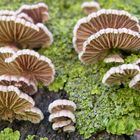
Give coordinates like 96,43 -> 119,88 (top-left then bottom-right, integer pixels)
1,0 -> 140,139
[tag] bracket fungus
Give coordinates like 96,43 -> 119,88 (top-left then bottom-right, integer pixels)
102,64 -> 140,86
0,75 -> 37,95
48,99 -> 76,132
73,9 -> 140,53
0,85 -> 43,123
79,28 -> 140,64
0,16 -> 53,49
5,49 -> 55,86
16,2 -> 49,24
81,1 -> 100,15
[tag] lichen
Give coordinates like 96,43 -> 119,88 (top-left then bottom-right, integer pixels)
1,0 -> 140,139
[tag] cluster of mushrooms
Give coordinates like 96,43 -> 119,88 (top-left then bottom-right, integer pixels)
73,5 -> 140,90
48,99 -> 76,132
0,3 -> 55,123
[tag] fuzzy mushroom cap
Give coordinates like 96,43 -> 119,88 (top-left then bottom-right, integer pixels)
16,107 -> 44,123
5,49 -> 55,86
104,54 -> 124,63
129,74 -> 140,90
52,119 -> 72,130
0,10 -> 15,16
79,28 -> 140,64
48,99 -> 76,113
49,110 -> 76,123
73,9 -> 140,53
0,75 -> 37,95
0,47 -> 17,75
16,2 -> 49,23
81,1 -> 100,14
102,64 -> 140,86
16,13 -> 33,23
63,124 -> 75,132
0,85 -> 35,122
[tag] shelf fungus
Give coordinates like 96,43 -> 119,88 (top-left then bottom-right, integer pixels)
79,28 -> 140,64
73,9 -> 140,53
81,1 -> 100,15
5,49 -> 55,86
48,99 -> 76,132
102,64 -> 140,86
0,75 -> 37,95
16,2 -> 49,24
0,15 -> 53,49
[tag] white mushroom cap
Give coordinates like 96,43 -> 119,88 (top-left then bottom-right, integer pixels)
81,1 -> 100,9
104,54 -> 124,63
52,120 -> 71,130
0,10 -> 15,16
73,9 -> 140,53
49,110 -> 76,123
63,125 -> 75,132
16,13 -> 33,22
102,64 -> 140,85
129,74 -> 140,90
48,99 -> 76,113
5,49 -> 55,86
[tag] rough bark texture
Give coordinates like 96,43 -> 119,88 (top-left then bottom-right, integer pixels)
0,88 -> 135,140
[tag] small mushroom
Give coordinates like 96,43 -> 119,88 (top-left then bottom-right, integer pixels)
129,74 -> 140,90
5,49 -> 55,86
73,9 -> 140,53
81,1 -> 100,15
79,28 -> 140,64
0,85 -> 35,122
16,2 -> 49,24
102,64 -> 140,86
16,107 -> 44,123
63,124 -> 75,132
48,99 -> 76,132
104,54 -> 124,63
49,110 -> 76,123
48,99 -> 76,113
0,75 -> 37,95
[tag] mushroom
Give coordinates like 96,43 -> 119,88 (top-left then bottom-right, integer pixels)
5,49 -> 55,86
0,16 -> 53,49
81,1 -> 100,15
102,64 -> 140,86
73,9 -> 140,53
0,85 -> 34,122
16,13 -> 33,23
48,99 -> 76,132
79,28 -> 140,64
16,2 -> 49,24
16,107 -> 44,123
63,124 -> 75,132
48,99 -> 77,113
129,74 -> 140,90
0,75 -> 37,95
0,10 -> 15,16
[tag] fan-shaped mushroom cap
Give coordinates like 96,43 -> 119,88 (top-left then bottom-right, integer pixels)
0,75 -> 37,95
0,10 -> 15,16
102,64 -> 140,85
16,107 -> 44,123
63,124 -> 75,132
104,54 -> 124,63
129,74 -> 140,90
30,23 -> 53,48
81,1 -> 100,15
5,49 -> 55,86
49,110 -> 76,123
16,2 -> 49,23
48,99 -> 76,113
52,119 -> 71,130
0,85 -> 35,122
73,9 -> 140,53
79,28 -> 140,64
16,13 -> 33,23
